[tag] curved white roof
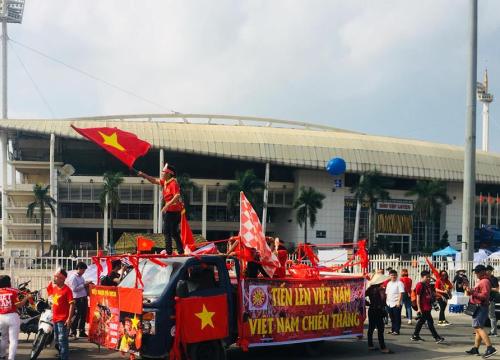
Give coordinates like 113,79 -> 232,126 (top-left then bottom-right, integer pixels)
1,114 -> 499,183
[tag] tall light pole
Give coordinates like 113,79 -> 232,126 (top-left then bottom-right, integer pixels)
0,0 -> 25,253
461,0 -> 478,263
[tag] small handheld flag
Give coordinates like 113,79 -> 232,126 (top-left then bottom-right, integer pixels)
71,125 -> 151,168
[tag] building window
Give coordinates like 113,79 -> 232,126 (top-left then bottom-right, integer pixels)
343,198 -> 369,243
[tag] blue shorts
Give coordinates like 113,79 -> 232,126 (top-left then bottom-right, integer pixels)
472,305 -> 489,328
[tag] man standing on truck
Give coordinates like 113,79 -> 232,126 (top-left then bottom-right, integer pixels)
138,164 -> 184,255
410,270 -> 444,343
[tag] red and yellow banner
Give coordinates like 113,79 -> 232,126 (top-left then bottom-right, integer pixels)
89,286 -> 144,354
240,276 -> 365,345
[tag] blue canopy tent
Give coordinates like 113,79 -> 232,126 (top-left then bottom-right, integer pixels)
432,246 -> 458,257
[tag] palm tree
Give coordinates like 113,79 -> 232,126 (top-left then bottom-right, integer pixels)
100,172 -> 124,249
177,173 -> 197,217
293,186 -> 326,243
226,169 -> 264,216
351,170 -> 392,248
27,183 -> 56,255
406,180 -> 451,251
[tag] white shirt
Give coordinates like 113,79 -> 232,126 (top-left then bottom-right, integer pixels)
385,280 -> 405,307
66,272 -> 87,299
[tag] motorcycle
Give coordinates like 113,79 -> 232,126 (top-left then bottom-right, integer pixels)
17,281 -> 41,339
30,298 -> 54,360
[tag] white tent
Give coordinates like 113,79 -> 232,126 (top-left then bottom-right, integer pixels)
474,249 -> 492,265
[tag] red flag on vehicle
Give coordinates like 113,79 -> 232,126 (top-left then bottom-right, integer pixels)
71,125 -> 151,168
191,243 -> 218,255
239,192 -> 279,277
178,294 -> 228,343
180,208 -> 195,252
137,236 -> 155,252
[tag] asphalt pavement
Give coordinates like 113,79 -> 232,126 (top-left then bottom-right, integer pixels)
15,313 -> 500,360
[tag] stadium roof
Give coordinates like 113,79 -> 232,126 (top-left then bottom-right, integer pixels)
1,114 -> 500,183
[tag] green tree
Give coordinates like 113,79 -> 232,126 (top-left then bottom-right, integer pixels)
27,183 -> 56,255
406,180 -> 451,251
293,186 -> 326,243
176,173 -> 197,217
351,170 -> 392,248
226,169 -> 264,216
100,172 -> 124,250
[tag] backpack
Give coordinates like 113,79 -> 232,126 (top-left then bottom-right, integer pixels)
411,282 -> 428,311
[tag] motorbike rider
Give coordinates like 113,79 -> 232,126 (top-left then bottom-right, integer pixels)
0,275 -> 32,360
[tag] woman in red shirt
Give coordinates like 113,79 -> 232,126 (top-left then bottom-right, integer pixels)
0,275 -> 32,360
435,270 -> 453,326
139,163 -> 184,255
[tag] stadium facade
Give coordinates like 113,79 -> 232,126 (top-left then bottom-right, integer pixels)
1,114 -> 500,257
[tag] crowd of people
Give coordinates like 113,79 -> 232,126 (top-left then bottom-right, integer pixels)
365,265 -> 499,358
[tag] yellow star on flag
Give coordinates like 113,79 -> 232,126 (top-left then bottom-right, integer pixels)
195,304 -> 215,330
131,314 -> 140,330
98,131 -> 125,151
52,293 -> 60,306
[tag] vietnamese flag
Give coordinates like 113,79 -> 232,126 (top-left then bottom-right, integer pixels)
71,125 -> 151,168
137,236 -> 155,252
178,294 -> 228,343
181,208 -> 195,252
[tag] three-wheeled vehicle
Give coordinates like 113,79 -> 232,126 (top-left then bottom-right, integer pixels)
93,254 -> 365,359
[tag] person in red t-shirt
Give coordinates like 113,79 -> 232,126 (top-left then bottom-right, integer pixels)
48,269 -> 75,360
0,275 -> 32,360
400,269 -> 413,324
435,270 -> 453,326
411,270 -> 444,343
139,163 -> 184,255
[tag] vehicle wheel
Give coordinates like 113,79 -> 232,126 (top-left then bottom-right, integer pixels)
30,330 -> 49,360
188,340 -> 225,360
302,341 -> 324,357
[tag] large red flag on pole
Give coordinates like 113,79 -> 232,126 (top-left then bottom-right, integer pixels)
239,192 -> 279,277
71,125 -> 151,168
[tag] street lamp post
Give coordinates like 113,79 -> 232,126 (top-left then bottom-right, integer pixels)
0,0 -> 25,253
461,0 -> 478,263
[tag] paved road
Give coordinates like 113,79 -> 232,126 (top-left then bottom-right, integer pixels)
15,313 -> 499,360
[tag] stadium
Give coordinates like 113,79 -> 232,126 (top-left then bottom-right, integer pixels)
1,113 -> 500,257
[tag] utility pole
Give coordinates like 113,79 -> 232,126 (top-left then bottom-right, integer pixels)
461,0 -> 478,263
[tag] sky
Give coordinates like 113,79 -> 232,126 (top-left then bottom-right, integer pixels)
4,0 -> 500,151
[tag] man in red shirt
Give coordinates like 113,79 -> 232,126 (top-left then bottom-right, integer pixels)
0,275 -> 32,360
400,268 -> 413,324
465,265 -> 497,357
139,163 -> 184,255
410,270 -> 444,343
48,269 -> 75,360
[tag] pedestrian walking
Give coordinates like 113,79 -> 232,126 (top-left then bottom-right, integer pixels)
67,262 -> 92,338
138,164 -> 184,255
385,270 -> 404,335
435,270 -> 453,326
465,265 -> 497,358
0,275 -> 32,360
410,270 -> 445,343
400,268 -> 413,324
48,268 -> 75,360
486,265 -> 499,336
366,273 -> 393,354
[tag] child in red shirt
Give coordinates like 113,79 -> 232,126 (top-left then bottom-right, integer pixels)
48,269 -> 75,360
